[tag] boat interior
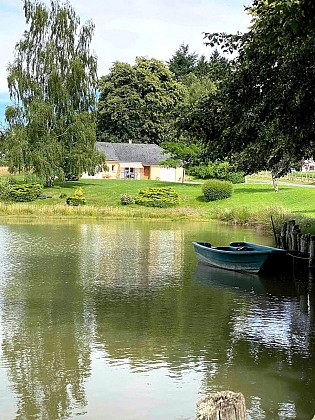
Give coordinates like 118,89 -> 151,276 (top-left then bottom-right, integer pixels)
197,242 -> 255,252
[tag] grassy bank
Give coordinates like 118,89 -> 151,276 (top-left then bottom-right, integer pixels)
0,178 -> 314,233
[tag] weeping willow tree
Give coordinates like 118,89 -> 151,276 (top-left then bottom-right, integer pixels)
5,0 -> 104,185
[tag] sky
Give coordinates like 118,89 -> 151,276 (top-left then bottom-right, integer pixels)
0,0 -> 252,125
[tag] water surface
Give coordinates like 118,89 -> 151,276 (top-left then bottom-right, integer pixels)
0,220 -> 314,419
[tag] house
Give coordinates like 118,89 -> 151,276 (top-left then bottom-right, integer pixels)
82,142 -> 184,182
302,159 -> 315,172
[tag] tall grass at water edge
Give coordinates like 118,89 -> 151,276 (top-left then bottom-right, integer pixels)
0,202 -> 200,220
212,205 -> 315,235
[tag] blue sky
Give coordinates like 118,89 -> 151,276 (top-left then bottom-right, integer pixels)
0,0 -> 251,125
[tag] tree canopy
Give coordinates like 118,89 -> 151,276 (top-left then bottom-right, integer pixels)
200,0 -> 315,176
167,43 -> 199,79
5,0 -> 104,184
97,57 -> 185,145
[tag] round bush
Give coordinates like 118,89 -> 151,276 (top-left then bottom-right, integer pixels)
202,179 -> 233,202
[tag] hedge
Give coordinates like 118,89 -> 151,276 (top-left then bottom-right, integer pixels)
202,179 -> 233,202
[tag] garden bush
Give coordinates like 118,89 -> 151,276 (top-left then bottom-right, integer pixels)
120,193 -> 135,205
6,183 -> 43,202
202,179 -> 233,202
66,187 -> 86,206
224,171 -> 245,184
0,179 -> 11,200
135,187 -> 181,208
189,161 -> 245,184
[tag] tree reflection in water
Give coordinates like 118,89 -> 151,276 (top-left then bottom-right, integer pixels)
0,222 -> 314,420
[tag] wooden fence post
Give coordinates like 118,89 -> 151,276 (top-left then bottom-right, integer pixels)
291,227 -> 300,251
301,234 -> 310,255
286,220 -> 295,250
280,222 -> 287,249
196,391 -> 246,420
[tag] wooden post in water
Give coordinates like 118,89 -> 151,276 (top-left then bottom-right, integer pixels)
286,220 -> 296,250
280,222 -> 287,249
301,234 -> 310,255
297,232 -> 302,252
291,226 -> 300,252
196,391 -> 246,420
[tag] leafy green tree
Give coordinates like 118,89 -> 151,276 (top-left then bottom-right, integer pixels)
202,0 -> 315,179
161,139 -> 202,183
167,43 -> 198,79
5,0 -> 104,185
97,57 -> 185,145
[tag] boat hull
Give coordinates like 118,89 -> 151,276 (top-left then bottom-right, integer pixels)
192,241 -> 285,274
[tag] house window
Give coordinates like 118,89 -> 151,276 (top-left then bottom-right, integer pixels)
111,165 -> 115,171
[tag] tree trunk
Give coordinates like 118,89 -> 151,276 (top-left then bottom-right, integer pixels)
271,174 -> 278,192
45,176 -> 54,187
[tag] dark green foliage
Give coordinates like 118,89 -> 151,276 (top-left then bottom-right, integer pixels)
202,180 -> 233,202
97,58 -> 184,145
135,187 -> 181,208
6,183 -> 43,202
225,172 -> 245,184
161,141 -> 202,182
190,161 -> 244,184
201,0 -> 315,173
120,194 -> 135,205
0,179 -> 11,200
167,43 -> 198,79
66,197 -> 86,206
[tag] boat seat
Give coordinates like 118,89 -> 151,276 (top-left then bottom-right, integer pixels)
236,246 -> 254,251
200,242 -> 211,248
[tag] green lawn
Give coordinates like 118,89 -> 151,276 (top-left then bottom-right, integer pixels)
46,179 -> 315,216
21,178 -> 315,214
0,179 -> 314,231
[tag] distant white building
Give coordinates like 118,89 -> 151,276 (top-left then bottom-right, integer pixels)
302,159 -> 315,172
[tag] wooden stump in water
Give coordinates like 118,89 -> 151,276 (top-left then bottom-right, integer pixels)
196,391 -> 246,420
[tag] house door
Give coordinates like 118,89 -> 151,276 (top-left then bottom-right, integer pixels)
143,166 -> 150,179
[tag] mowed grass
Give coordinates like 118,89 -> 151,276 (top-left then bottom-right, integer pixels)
0,178 -> 314,230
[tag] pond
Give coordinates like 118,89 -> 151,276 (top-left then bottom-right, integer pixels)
0,220 -> 314,419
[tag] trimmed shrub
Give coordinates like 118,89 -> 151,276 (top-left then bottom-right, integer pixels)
6,183 -> 43,202
120,193 -> 135,205
66,197 -> 86,206
66,187 -> 86,206
135,187 -> 181,208
202,179 -> 233,202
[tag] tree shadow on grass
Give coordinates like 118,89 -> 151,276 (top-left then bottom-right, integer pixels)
196,195 -> 208,203
55,181 -> 98,189
195,195 -> 233,203
235,186 -> 291,193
